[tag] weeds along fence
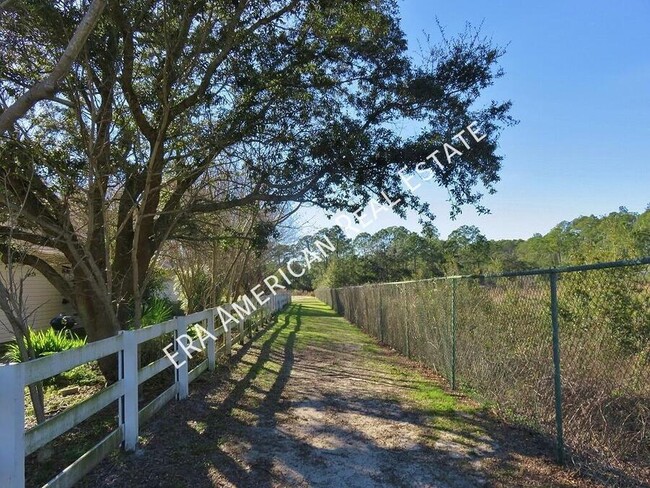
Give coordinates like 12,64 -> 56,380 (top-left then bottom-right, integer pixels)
316,259 -> 650,483
0,293 -> 291,488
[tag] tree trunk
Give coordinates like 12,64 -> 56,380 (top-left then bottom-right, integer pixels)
75,287 -> 120,382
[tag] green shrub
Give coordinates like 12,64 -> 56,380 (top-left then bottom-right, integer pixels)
4,328 -> 96,387
134,299 -> 175,366
127,296 -> 178,327
141,297 -> 174,327
5,327 -> 86,363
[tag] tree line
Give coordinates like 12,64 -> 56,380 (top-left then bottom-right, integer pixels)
276,205 -> 650,289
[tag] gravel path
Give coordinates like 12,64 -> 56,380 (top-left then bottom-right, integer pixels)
79,297 -> 601,488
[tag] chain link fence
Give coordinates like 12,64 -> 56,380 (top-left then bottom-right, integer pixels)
316,258 -> 650,485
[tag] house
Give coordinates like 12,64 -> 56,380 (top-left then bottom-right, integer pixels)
0,258 -> 74,344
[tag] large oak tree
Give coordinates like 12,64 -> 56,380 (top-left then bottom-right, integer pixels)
0,0 -> 513,379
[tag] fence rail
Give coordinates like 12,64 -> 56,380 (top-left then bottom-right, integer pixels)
0,293 -> 291,488
316,258 -> 650,484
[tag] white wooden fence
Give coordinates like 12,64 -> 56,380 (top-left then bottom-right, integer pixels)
0,293 -> 291,488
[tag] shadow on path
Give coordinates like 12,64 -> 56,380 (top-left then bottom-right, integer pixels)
77,299 -> 624,488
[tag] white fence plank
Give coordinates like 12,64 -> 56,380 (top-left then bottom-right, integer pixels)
138,356 -> 172,385
0,363 -> 25,488
207,309 -> 216,370
188,359 -> 208,383
175,316 -> 189,399
42,427 -> 123,488
138,383 -> 177,425
135,318 -> 177,344
184,309 -> 210,324
122,330 -> 139,451
25,381 -> 123,455
22,334 -> 122,385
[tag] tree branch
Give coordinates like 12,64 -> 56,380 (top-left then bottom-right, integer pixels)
0,226 -> 67,252
113,6 -> 156,141
0,248 -> 73,300
189,167 -> 327,214
170,1 -> 247,117
0,0 -> 107,134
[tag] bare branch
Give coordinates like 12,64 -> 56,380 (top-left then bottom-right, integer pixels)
0,247 -> 73,301
0,0 -> 107,134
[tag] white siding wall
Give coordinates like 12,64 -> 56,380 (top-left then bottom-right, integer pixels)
0,265 -> 67,343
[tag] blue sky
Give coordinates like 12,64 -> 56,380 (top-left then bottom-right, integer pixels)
298,0 -> 650,240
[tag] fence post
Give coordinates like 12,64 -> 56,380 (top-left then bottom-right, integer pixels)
378,286 -> 384,344
122,329 -> 139,451
550,272 -> 565,464
207,310 -> 216,371
451,278 -> 456,390
451,278 -> 457,391
238,317 -> 245,345
0,363 -> 25,487
175,316 -> 189,400
403,285 -> 410,358
225,307 -> 233,356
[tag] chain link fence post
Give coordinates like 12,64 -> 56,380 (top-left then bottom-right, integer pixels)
403,284 -> 410,358
550,272 -> 565,464
451,278 -> 457,391
378,286 -> 384,344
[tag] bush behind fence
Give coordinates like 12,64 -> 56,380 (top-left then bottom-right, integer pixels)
316,259 -> 650,484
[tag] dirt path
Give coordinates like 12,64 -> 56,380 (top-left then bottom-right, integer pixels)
79,297 -> 602,488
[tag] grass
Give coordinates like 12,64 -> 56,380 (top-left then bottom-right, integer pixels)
363,349 -> 487,442
286,297 -> 491,446
23,362 -> 105,429
285,298 -> 379,350
287,297 -> 488,444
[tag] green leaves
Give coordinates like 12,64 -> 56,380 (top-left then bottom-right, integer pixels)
1,0 -> 514,355
5,327 -> 86,363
